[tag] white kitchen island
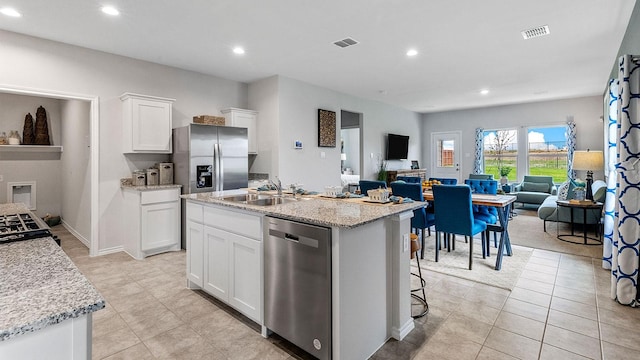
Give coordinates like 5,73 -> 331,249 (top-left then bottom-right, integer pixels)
183,190 -> 423,360
0,204 -> 105,360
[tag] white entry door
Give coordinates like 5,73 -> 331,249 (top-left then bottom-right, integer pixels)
430,131 -> 462,182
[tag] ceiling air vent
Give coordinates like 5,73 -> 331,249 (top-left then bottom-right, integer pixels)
521,25 -> 550,40
333,37 -> 359,48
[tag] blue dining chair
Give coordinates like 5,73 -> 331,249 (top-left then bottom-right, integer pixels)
432,185 -> 487,270
397,176 -> 422,183
465,179 -> 499,253
428,177 -> 458,185
359,180 -> 387,195
391,182 -> 435,259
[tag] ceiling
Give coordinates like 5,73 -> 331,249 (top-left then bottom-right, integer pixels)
0,0 -> 636,113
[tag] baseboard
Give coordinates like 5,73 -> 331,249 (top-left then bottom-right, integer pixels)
97,245 -> 124,256
61,220 -> 90,248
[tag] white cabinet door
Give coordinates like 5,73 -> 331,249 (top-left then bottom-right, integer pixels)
121,93 -> 175,153
203,226 -> 229,300
140,201 -> 180,251
186,219 -> 204,287
221,108 -> 257,154
228,233 -> 261,322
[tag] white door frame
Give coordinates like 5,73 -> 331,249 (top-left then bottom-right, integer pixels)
0,85 -> 100,256
430,131 -> 462,183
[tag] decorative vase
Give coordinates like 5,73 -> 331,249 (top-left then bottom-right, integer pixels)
500,175 -> 508,185
574,189 -> 586,201
502,184 -> 511,193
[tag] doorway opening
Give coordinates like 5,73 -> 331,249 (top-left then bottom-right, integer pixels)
0,85 -> 99,256
340,110 -> 362,191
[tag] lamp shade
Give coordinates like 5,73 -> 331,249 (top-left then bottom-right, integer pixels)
573,150 -> 604,171
340,153 -> 347,161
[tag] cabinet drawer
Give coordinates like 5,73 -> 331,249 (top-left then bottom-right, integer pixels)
203,206 -> 262,240
140,189 -> 179,205
187,201 -> 204,223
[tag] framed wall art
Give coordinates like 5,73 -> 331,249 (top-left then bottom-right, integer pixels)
318,109 -> 336,147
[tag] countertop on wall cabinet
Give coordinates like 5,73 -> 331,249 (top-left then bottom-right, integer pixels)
0,237 -> 105,341
182,189 -> 423,229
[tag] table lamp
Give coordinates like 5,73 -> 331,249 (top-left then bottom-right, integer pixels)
572,149 -> 604,201
340,153 -> 347,172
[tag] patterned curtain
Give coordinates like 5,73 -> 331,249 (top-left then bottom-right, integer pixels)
566,117 -> 577,179
611,54 -> 640,306
603,79 -> 619,270
473,128 -> 483,174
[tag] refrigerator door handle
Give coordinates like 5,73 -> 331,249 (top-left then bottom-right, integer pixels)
213,143 -> 219,191
218,144 -> 224,190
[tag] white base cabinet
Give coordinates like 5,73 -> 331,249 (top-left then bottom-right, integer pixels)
186,201 -> 262,323
123,188 -> 181,260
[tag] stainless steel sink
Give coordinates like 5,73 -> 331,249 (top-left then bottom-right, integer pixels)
222,193 -> 272,202
247,197 -> 300,206
221,193 -> 309,206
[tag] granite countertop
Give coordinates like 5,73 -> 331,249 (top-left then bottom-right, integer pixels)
0,237 -> 105,341
182,190 -> 424,228
120,178 -> 182,191
0,203 -> 31,216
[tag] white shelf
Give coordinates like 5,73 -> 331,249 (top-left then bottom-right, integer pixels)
0,145 -> 63,153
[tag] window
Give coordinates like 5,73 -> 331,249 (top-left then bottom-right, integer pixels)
527,126 -> 568,183
437,139 -> 455,167
483,129 -> 517,181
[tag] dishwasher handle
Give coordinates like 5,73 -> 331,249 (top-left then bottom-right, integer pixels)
268,228 -> 319,248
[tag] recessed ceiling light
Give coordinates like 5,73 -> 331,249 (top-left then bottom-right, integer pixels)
480,89 -> 490,95
0,8 -> 22,17
233,47 -> 245,55
101,6 -> 120,16
406,49 -> 418,57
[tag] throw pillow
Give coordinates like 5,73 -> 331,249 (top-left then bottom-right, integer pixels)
521,182 -> 550,193
557,181 -> 570,200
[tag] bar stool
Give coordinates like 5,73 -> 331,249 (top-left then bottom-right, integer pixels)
410,233 -> 429,318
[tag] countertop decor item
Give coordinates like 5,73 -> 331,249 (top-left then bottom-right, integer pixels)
318,109 -> 336,147
23,112 -> 35,145
34,106 -> 51,145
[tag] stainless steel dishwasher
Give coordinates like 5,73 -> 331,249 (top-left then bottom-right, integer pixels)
265,216 -> 332,360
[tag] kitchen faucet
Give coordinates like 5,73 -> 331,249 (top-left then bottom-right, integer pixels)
270,177 -> 283,196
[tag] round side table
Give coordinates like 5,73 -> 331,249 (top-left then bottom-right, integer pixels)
555,200 -> 603,245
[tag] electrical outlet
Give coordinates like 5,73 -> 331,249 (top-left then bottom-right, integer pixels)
403,233 -> 409,252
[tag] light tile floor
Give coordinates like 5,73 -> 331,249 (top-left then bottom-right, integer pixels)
53,226 -> 640,360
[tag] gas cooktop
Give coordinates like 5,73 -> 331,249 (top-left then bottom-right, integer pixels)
0,213 -> 55,244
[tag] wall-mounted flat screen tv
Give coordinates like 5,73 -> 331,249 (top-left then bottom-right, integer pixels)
386,133 -> 409,160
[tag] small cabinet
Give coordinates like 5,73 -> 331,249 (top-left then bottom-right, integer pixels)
121,93 -> 175,153
123,187 -> 181,260
186,201 -> 262,323
221,108 -> 258,154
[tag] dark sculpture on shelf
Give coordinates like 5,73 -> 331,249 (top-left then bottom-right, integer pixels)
23,112 -> 35,145
34,106 -> 50,145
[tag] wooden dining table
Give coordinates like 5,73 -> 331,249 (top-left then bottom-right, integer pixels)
422,190 -> 517,271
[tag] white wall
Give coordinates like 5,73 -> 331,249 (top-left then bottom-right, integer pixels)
60,99 -> 91,242
0,93 -> 62,217
422,96 -> 605,182
1,29 -> 247,253
249,76 -> 423,191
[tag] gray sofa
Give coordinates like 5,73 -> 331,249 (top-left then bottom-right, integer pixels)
513,175 -> 556,207
537,180 -> 607,231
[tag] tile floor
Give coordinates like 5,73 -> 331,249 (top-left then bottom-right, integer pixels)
54,226 -> 640,360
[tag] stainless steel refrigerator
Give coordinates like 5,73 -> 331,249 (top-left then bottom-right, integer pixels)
172,124 -> 248,247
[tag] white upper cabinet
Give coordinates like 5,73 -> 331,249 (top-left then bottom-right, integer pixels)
121,93 -> 175,153
221,108 -> 258,154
